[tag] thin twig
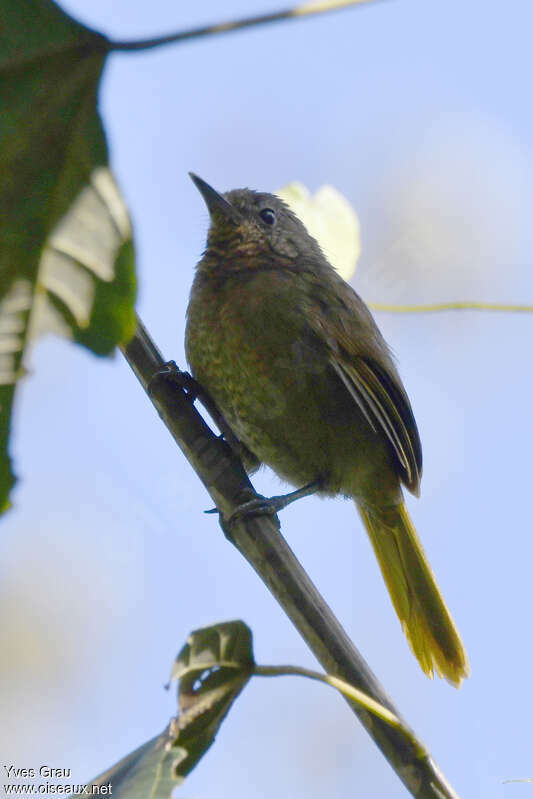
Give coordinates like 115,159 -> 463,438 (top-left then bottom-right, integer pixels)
254,664 -> 413,737
109,0 -> 382,53
120,315 -> 461,799
370,300 -> 533,313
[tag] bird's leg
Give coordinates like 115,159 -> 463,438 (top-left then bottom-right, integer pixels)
227,479 -> 324,524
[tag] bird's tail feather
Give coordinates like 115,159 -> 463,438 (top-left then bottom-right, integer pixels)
358,501 -> 469,687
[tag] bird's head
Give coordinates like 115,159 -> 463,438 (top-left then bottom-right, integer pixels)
190,173 -> 324,270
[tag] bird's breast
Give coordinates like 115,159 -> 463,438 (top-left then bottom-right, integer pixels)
185,268 -> 398,500
186,270 -> 311,420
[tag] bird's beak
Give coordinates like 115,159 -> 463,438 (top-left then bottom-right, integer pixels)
189,173 -> 241,225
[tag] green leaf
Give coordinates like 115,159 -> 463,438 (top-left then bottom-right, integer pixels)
73,622 -> 254,799
0,1 -> 137,513
40,171 -> 137,355
70,728 -> 185,799
169,620 -> 255,776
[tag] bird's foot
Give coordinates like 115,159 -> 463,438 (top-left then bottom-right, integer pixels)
148,360 -> 199,401
225,479 -> 323,524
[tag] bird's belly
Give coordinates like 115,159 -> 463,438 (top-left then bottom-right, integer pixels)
192,332 -> 397,502
186,276 -> 400,505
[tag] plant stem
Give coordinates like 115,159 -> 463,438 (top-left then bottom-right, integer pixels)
109,0 -> 381,53
370,300 -> 533,313
253,664 -> 411,736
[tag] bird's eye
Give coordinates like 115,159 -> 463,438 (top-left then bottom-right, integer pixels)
259,208 -> 276,226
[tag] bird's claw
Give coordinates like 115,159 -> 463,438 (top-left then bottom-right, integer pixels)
148,361 -> 199,401
227,495 -> 284,524
203,497 -> 278,520
205,480 -> 322,525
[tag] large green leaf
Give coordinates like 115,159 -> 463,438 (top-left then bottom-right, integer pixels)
0,0 -> 136,512
73,622 -> 254,799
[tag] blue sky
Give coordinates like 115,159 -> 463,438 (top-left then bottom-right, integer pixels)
2,1 -> 533,797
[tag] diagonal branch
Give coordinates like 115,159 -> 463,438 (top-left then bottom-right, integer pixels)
121,316 -> 461,799
109,0 -> 383,53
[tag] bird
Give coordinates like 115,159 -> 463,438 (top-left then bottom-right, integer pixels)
185,172 -> 469,686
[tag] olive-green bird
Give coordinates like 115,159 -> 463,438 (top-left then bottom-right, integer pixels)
186,173 -> 469,687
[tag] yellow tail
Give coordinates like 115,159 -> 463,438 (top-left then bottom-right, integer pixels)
358,502 -> 469,687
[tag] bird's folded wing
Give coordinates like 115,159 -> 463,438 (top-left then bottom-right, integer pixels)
330,356 -> 422,495
302,277 -> 422,495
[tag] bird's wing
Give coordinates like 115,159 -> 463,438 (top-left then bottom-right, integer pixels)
304,277 -> 422,495
330,356 -> 422,495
